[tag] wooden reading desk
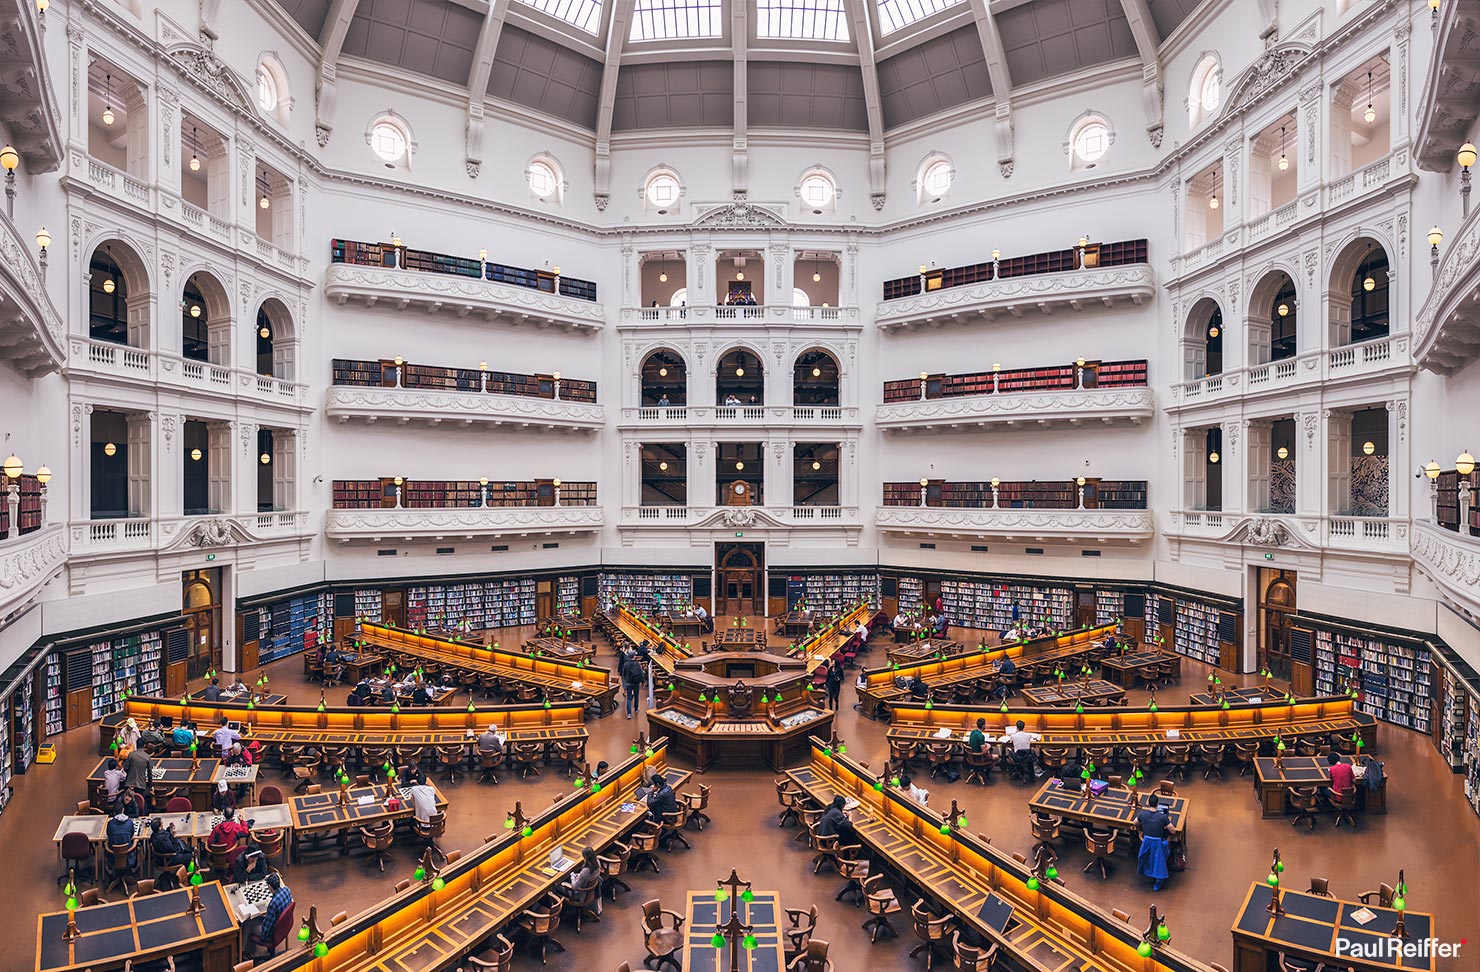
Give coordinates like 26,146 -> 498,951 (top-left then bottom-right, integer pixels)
886,638 -> 966,666
785,742 -> 1213,972
714,627 -> 766,651
254,743 -> 689,972
1252,754 -> 1386,817
781,610 -> 815,638
599,604 -> 692,663
1099,649 -> 1175,687
1231,883 -> 1434,972
86,757 -> 221,811
290,781 -> 448,859
660,614 -> 706,639
1027,779 -> 1190,851
788,603 -> 872,669
681,890 -> 786,972
36,881 -> 239,972
540,614 -> 593,641
520,637 -> 597,663
1188,685 -> 1275,706
357,623 -> 619,712
1020,679 -> 1127,708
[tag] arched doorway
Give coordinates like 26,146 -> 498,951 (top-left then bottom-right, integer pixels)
716,543 -> 764,617
1260,571 -> 1297,685
182,568 -> 222,680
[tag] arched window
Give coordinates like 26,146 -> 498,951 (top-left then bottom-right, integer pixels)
792,287 -> 811,307
641,349 -> 687,405
716,348 -> 764,405
797,169 -> 837,213
527,156 -> 563,203
256,54 -> 290,121
669,287 -> 688,307
366,114 -> 414,168
644,169 -> 682,213
1189,54 -> 1221,127
918,156 -> 953,202
793,349 -> 840,406
1068,114 -> 1112,169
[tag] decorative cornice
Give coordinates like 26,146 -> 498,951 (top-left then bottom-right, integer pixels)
323,264 -> 605,331
1411,523 -> 1480,617
161,517 -> 263,551
1413,0 -> 1480,172
0,213 -> 65,376
874,265 -> 1154,330
325,506 -> 605,540
1414,194 -> 1480,374
876,387 -> 1154,430
0,525 -> 67,619
325,387 -> 605,430
874,507 -> 1153,540
689,202 -> 789,230
0,0 -> 63,170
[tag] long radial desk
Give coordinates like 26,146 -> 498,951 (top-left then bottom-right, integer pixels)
101,697 -> 588,753
786,603 -> 873,669
598,604 -> 693,664
858,623 -> 1119,717
37,881 -> 240,972
357,624 -> 619,713
785,741 -> 1214,972
254,741 -> 688,972
885,695 -> 1378,753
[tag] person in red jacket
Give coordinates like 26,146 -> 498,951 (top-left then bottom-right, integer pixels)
208,806 -> 251,865
1327,750 -> 1355,798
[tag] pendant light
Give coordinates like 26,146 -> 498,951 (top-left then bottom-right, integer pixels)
259,452 -> 271,465
1362,441 -> 1376,455
1277,125 -> 1289,171
103,442 -> 117,457
1277,301 -> 1290,317
812,460 -> 821,471
101,244 -> 115,294
1362,243 -> 1376,292
189,125 -> 200,172
658,366 -> 668,377
659,461 -> 668,471
1277,446 -> 1289,460
259,322 -> 271,339
1363,71 -> 1376,125
191,448 -> 202,461
812,366 -> 821,377
735,460 -> 745,471
735,366 -> 744,377
1209,451 -> 1221,464
1209,324 -> 1220,339
658,258 -> 667,284
101,72 -> 115,126
258,169 -> 271,209
189,303 -> 201,318
735,270 -> 744,281
812,256 -> 821,284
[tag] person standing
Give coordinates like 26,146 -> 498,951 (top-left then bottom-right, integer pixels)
825,662 -> 844,710
621,652 -> 645,719
1134,795 -> 1174,891
124,746 -> 154,807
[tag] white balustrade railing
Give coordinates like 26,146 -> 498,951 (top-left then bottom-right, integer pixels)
791,406 -> 842,420
182,203 -> 204,227
791,506 -> 843,520
715,406 -> 766,421
637,406 -> 687,421
85,518 -> 152,545
635,506 -> 689,521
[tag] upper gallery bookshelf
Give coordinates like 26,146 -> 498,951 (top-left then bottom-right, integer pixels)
332,358 -> 597,404
331,240 -> 598,302
883,359 -> 1148,403
881,479 -> 1148,510
332,479 -> 598,509
881,239 -> 1149,301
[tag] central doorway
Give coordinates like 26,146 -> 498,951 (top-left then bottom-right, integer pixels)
1258,569 -> 1299,686
716,542 -> 765,616
182,568 -> 222,680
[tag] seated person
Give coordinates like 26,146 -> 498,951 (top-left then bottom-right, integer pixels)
171,721 -> 198,753
908,675 -> 930,702
202,678 -> 223,702
898,773 -> 929,806
251,873 -> 293,945
645,772 -> 678,822
401,764 -> 427,787
233,848 -> 271,885
211,780 -> 238,815
404,780 -> 439,824
411,681 -> 431,706
993,655 -> 1017,699
106,808 -> 138,866
212,718 -> 242,755
558,847 -> 602,914
346,685 -> 367,706
208,807 -> 251,865
379,682 -> 397,704
101,757 -> 127,803
226,675 -> 248,694
1059,761 -> 1084,793
477,726 -> 505,757
966,718 -> 988,754
1326,750 -> 1355,799
816,795 -> 857,844
150,818 -> 193,869
1003,720 -> 1042,778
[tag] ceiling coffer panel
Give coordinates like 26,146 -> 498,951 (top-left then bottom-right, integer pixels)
275,0 -> 333,38
748,63 -> 868,132
342,0 -> 482,85
611,62 -> 735,131
876,26 -> 990,131
488,26 -> 604,130
996,0 -> 1138,87
1145,0 -> 1204,41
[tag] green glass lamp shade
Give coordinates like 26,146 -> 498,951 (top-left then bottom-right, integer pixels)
414,866 -> 426,881
1392,895 -> 1405,911
544,699 -> 551,708
317,702 -> 326,712
1157,923 -> 1170,941
956,816 -> 967,827
1275,861 -> 1284,872
1000,701 -> 1009,713
711,933 -> 726,949
714,888 -> 728,902
741,888 -> 754,903
1267,874 -> 1279,886
432,877 -> 445,890
468,702 -> 476,712
743,935 -> 757,950
65,896 -> 78,911
190,872 -> 203,886
630,744 -> 639,754
591,782 -> 602,793
1081,768 -> 1091,779
573,778 -> 585,789
938,823 -> 950,834
889,777 -> 900,787
314,942 -> 329,958
667,683 -> 676,692
872,781 -> 883,791
503,817 -> 515,829
1045,865 -> 1058,880
1137,941 -> 1153,958
391,703 -> 400,713
1075,703 -> 1084,714
837,744 -> 847,754
297,925 -> 312,942
1086,762 -> 1096,772
698,693 -> 708,703
646,749 -> 654,758
1221,699 -> 1231,709
1025,877 -> 1040,891
1148,701 -> 1158,712
822,747 -> 833,757
521,825 -> 533,837
924,700 -> 933,709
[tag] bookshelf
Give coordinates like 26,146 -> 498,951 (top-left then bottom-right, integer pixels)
897,576 -> 923,614
1171,599 -> 1221,665
43,653 -> 62,737
881,239 -> 1149,301
882,479 -> 1147,511
939,579 -> 1074,632
257,592 -> 332,664
785,573 -> 880,615
1314,628 -> 1432,733
332,480 -> 597,510
330,238 -> 598,302
333,480 -> 387,509
88,631 -> 163,720
0,694 -> 11,801
883,361 -> 1149,403
599,573 -> 692,612
1095,591 -> 1123,625
0,473 -> 44,538
1094,481 -> 1149,510
354,589 -> 384,623
14,676 -> 34,771
557,576 -> 581,615
330,358 -> 599,403
406,579 -> 537,629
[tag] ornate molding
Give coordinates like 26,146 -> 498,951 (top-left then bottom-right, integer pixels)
0,525 -> 67,619
876,387 -> 1154,431
874,265 -> 1154,330
163,517 -> 260,551
0,205 -> 65,376
323,264 -> 604,332
1414,0 -> 1480,172
1411,523 -> 1480,617
325,506 -> 605,541
325,387 -> 604,430
1415,192 -> 1480,374
874,507 -> 1153,540
688,202 -> 789,230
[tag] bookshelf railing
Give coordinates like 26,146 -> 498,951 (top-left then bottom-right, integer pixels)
0,474 -> 46,540
330,239 -> 598,302
882,479 -> 1148,510
332,479 -> 597,510
882,239 -> 1148,301
883,358 -> 1147,403
1433,468 -> 1479,537
331,358 -> 597,403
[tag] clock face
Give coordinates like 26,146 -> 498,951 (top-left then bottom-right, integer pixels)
734,483 -> 747,495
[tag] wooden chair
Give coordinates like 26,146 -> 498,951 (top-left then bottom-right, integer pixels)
510,742 -> 544,780
951,931 -> 998,972
1358,882 -> 1395,908
1157,780 -> 1176,796
253,828 -> 287,867
1276,956 -> 1325,972
861,873 -> 902,943
245,900 -> 295,960
393,746 -> 424,774
1288,786 -> 1320,830
478,673 -> 502,700
835,853 -> 871,905
291,749 -> 322,792
1232,743 -> 1259,777
923,742 -> 958,781
555,740 -> 586,776
164,796 -> 194,814
331,911 -> 349,926
413,812 -> 448,865
640,898 -> 684,972
58,831 -> 95,886
205,837 -> 237,878
1327,787 -> 1358,828
321,745 -> 349,780
1162,743 -> 1191,782
75,800 -> 105,816
658,808 -> 692,851
434,745 -> 465,785
476,750 -> 502,785
564,879 -> 603,932
628,823 -> 663,873
360,747 -> 392,778
908,901 -> 956,970
1155,659 -> 1180,686
888,739 -> 919,775
788,939 -> 832,972
1030,812 -> 1062,858
393,879 -> 413,893
806,825 -> 841,875
963,748 -> 993,785
1083,745 -> 1113,771
1083,829 -> 1116,879
359,820 -> 395,871
1125,744 -> 1157,773
258,784 -> 286,806
1307,877 -> 1333,897
466,934 -> 516,972
596,841 -> 632,901
1196,743 -> 1227,781
783,904 -> 818,961
776,779 -> 805,827
516,892 -> 566,964
682,784 -> 712,829
80,888 -> 108,907
129,879 -> 158,898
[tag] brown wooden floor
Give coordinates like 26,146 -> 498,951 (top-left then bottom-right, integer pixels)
5,615 -> 1475,971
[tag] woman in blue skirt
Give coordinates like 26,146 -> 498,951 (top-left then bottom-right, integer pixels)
1134,794 -> 1173,891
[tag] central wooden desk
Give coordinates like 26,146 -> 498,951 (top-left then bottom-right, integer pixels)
1027,780 -> 1190,850
785,742 -> 1213,972
254,743 -> 689,972
86,757 -> 221,810
886,638 -> 966,665
714,627 -> 766,651
522,637 -> 597,663
36,881 -> 239,972
681,890 -> 786,972
660,614 -> 705,639
1231,883 -> 1435,972
1020,679 -> 1127,708
1099,650 -> 1175,687
782,611 -> 815,638
540,615 -> 593,641
788,603 -> 872,669
1252,755 -> 1386,817
358,623 -> 618,712
289,781 -> 448,860
1188,685 -> 1275,706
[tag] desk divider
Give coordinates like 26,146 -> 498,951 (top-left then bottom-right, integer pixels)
359,624 -> 613,689
861,623 -> 1118,693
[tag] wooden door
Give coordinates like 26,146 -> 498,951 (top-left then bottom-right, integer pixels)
717,544 -> 764,615
1261,575 -> 1297,681
383,590 -> 405,626
66,687 -> 92,731
536,582 -> 554,621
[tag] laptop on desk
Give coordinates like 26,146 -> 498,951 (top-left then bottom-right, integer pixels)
542,846 -> 575,876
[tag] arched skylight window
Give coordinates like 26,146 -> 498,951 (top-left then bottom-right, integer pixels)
516,0 -> 603,33
631,0 -> 722,40
877,0 -> 965,35
757,0 -> 849,41
793,287 -> 811,307
669,288 -> 688,307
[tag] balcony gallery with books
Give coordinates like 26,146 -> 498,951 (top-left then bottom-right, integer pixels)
3,3 -> 1480,972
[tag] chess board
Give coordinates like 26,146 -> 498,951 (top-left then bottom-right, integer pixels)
220,765 -> 254,781
230,879 -> 272,920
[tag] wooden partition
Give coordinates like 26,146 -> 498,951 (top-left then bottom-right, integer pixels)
603,604 -> 693,662
788,740 -> 1212,972
788,602 -> 873,667
100,696 -> 587,754
257,740 -> 683,972
885,694 -> 1377,750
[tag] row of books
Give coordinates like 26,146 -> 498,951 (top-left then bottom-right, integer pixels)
881,480 -> 1148,511
354,589 -> 385,623
881,239 -> 1149,301
1313,628 -> 1433,734
330,358 -> 598,403
896,576 -> 923,614
785,573 -> 881,615
43,654 -> 62,737
331,480 -> 598,509
1434,470 -> 1480,535
87,631 -> 164,721
1171,599 -> 1222,665
330,239 -> 598,302
556,576 -> 582,615
0,473 -> 44,539
937,579 -> 1076,632
256,593 -> 333,664
599,573 -> 693,612
405,579 -> 538,629
1095,591 -> 1124,626
883,359 -> 1149,403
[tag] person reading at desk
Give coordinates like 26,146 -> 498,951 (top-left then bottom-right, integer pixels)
1326,750 -> 1355,799
817,795 -> 858,845
967,718 -> 988,754
645,772 -> 678,822
150,818 -> 192,870
907,675 -> 929,703
410,681 -> 432,706
1058,761 -> 1084,793
477,726 -> 506,758
1003,720 -> 1042,778
346,684 -> 367,706
171,721 -> 197,753
209,807 -> 251,865
380,681 -> 396,704
212,780 -> 238,816
897,774 -> 929,806
202,678 -> 223,702
1134,795 -> 1174,891
558,847 -> 603,915
227,675 -> 247,695
106,808 -> 138,867
101,757 -> 127,803
405,780 -> 438,824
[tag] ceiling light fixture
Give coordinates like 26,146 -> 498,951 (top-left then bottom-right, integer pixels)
1363,243 -> 1376,292
1277,302 -> 1290,317
102,72 -> 115,126
812,460 -> 821,470
658,366 -> 668,377
102,244 -> 115,294
812,366 -> 821,377
189,304 -> 201,318
1208,451 -> 1220,464
735,460 -> 744,471
735,367 -> 744,377
103,442 -> 117,457
189,125 -> 200,172
1278,125 -> 1289,171
1364,70 -> 1376,125
260,452 -> 271,464
191,448 -> 202,461
259,325 -> 271,339
1362,441 -> 1376,456
735,270 -> 744,281
1277,446 -> 1289,460
659,461 -> 668,471
1209,325 -> 1220,339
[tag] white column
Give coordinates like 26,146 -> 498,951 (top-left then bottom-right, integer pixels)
692,441 -> 714,509
235,423 -> 255,515
158,413 -> 181,517
1387,400 -> 1407,519
1226,420 -> 1247,516
1248,132 -> 1275,220
769,440 -> 792,508
237,140 -> 257,235
689,242 -> 713,308
1297,82 -> 1323,195
1183,429 -> 1206,510
771,242 -> 793,311
1298,411 -> 1321,516
156,87 -> 181,198
270,177 -> 295,252
123,87 -> 150,182
74,404 -> 94,521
